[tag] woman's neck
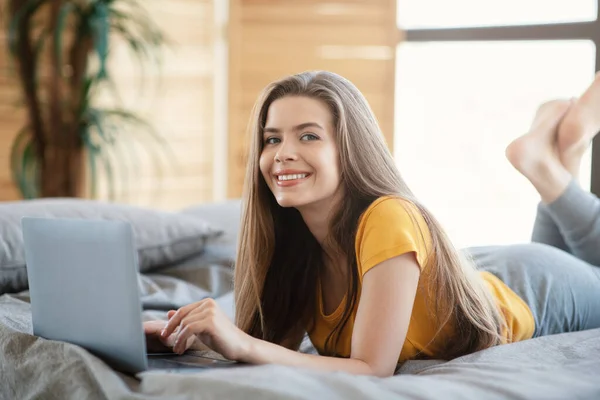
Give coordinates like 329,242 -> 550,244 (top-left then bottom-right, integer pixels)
297,189 -> 344,248
298,202 -> 333,246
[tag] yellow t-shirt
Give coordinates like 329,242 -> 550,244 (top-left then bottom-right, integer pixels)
308,196 -> 535,362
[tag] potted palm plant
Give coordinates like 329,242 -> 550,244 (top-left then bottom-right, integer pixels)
5,0 -> 171,199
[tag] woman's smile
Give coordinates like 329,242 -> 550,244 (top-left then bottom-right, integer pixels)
274,169 -> 312,187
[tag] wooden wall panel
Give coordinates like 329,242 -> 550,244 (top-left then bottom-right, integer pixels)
95,0 -> 216,210
0,0 -> 218,210
2,0 -> 400,207
227,0 -> 398,198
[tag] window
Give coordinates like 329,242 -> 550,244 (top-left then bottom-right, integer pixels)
395,1 -> 600,248
398,0 -> 597,29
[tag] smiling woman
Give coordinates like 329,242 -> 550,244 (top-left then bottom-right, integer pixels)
147,70 -> 600,377
259,96 -> 341,209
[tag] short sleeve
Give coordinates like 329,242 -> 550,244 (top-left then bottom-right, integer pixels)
355,197 -> 431,278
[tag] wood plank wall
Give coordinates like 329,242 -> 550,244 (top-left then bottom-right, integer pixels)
0,0 -> 218,210
94,0 -> 217,209
227,0 -> 398,198
1,0 -> 399,206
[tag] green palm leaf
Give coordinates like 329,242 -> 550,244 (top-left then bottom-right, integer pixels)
53,2 -> 77,71
21,140 -> 39,199
7,0 -> 47,55
90,1 -> 110,79
9,125 -> 33,197
81,126 -> 100,198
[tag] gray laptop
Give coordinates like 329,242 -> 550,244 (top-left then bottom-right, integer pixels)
22,216 -> 238,375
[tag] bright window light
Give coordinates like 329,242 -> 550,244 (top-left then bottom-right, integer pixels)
394,40 -> 596,248
397,0 -> 597,29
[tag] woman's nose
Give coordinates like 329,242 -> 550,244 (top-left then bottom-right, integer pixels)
274,141 -> 298,162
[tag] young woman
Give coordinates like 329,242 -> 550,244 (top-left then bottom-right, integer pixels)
146,71 -> 600,377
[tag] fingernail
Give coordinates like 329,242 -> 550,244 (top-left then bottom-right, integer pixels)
161,329 -> 166,337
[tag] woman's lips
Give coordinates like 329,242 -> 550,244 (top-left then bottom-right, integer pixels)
275,174 -> 311,187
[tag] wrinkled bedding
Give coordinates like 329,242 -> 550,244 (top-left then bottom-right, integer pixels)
1,260 -> 599,400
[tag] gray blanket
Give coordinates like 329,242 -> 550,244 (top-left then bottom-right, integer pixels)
2,265 -> 599,400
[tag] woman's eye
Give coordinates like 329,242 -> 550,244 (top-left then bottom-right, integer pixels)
300,133 -> 318,141
265,137 -> 280,145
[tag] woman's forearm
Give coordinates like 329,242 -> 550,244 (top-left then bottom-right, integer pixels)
241,337 -> 377,376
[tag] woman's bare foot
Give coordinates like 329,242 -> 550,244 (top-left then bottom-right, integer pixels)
557,73 -> 600,179
506,100 -> 573,203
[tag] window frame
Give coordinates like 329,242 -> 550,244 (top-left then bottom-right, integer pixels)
401,4 -> 600,194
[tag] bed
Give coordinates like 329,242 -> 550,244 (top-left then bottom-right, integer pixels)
1,198 -> 599,400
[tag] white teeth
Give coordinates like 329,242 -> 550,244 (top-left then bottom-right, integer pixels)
278,174 -> 308,181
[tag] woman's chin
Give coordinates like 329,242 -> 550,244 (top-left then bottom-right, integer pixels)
275,194 -> 308,209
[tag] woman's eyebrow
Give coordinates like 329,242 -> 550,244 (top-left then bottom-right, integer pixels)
263,122 -> 324,134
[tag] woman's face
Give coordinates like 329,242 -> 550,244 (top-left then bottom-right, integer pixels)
259,96 -> 342,209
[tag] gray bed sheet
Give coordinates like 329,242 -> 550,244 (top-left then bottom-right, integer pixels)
1,259 -> 599,400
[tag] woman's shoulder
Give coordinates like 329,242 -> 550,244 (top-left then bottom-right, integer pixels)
354,195 -> 432,274
359,195 -> 422,226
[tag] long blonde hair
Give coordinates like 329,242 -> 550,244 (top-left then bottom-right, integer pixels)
234,71 -> 505,359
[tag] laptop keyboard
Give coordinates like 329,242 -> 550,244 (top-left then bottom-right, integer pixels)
147,354 -> 237,370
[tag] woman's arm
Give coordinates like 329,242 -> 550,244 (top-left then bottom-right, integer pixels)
162,252 -> 419,376
240,252 -> 421,377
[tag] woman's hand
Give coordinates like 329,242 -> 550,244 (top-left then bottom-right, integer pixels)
143,317 -> 195,353
161,298 -> 253,361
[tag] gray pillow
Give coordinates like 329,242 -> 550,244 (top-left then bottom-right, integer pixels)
0,198 -> 222,294
179,199 -> 241,267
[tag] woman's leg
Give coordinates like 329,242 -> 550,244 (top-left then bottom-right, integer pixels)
506,100 -> 573,251
544,180 -> 600,266
531,202 -> 569,253
507,75 -> 600,265
467,243 -> 600,337
546,74 -> 600,265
